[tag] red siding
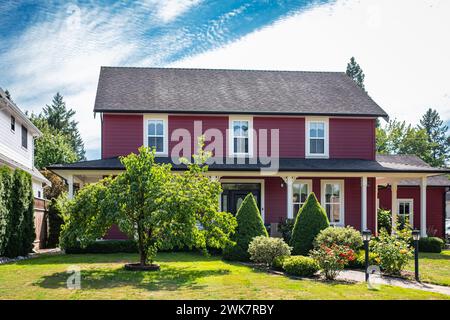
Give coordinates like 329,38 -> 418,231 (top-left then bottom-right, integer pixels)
264,177 -> 286,224
345,178 -> 361,229
104,224 -> 128,240
254,117 -> 305,158
169,115 -> 228,157
329,118 -> 375,160
378,186 -> 445,237
102,114 -> 143,158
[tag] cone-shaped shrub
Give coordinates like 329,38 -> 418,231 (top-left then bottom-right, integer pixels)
290,192 -> 329,255
0,166 -> 13,256
223,193 -> 268,261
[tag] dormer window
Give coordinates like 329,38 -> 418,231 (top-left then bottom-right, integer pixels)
306,118 -> 329,158
229,116 -> 253,157
144,115 -> 168,155
11,116 -> 15,131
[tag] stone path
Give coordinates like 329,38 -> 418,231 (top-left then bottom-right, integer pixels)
338,269 -> 450,296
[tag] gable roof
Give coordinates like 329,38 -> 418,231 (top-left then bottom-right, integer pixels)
94,67 -> 388,118
0,88 -> 42,136
376,154 -> 450,186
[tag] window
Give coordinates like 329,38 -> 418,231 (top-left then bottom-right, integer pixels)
321,180 -> 344,225
306,118 -> 329,158
21,125 -> 28,149
11,116 -> 15,131
229,117 -> 253,157
397,199 -> 413,226
147,119 -> 165,154
292,180 -> 312,217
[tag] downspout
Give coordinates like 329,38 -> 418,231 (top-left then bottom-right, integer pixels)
444,187 -> 449,239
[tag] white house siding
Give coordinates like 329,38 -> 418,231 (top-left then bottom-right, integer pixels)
0,108 -> 34,170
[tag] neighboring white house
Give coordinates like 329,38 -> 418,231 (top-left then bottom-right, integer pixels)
0,88 -> 50,197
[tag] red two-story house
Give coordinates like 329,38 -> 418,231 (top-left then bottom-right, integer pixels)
49,67 -> 449,239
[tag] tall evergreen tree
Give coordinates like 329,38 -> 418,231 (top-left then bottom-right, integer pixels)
418,108 -> 450,167
346,57 -> 366,92
42,93 -> 85,160
4,89 -> 11,100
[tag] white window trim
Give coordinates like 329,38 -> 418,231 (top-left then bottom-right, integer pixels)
321,179 -> 345,226
228,116 -> 253,157
305,117 -> 329,158
143,114 -> 168,156
293,179 -> 313,209
397,198 -> 414,225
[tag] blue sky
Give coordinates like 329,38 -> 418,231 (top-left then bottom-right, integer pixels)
1,0 -> 449,160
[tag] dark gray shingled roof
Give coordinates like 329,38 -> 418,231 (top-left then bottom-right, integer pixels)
48,155 -> 449,174
93,67 -> 388,117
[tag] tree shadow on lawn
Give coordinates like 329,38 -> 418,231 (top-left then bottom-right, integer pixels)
15,251 -> 219,266
419,252 -> 450,261
33,264 -> 230,292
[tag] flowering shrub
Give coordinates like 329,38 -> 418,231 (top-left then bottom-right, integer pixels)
314,226 -> 363,251
371,228 -> 412,275
248,236 -> 292,267
310,244 -> 356,280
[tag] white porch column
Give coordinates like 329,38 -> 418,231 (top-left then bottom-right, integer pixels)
67,174 -> 74,199
361,176 -> 368,231
420,176 -> 427,237
286,176 -> 294,219
391,180 -> 398,232
374,179 -> 379,235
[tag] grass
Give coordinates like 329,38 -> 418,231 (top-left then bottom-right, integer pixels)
0,252 -> 448,300
405,250 -> 450,286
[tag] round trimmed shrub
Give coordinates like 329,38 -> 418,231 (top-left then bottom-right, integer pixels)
290,193 -> 329,255
248,236 -> 291,267
223,193 -> 268,261
418,237 -> 444,253
314,226 -> 363,251
282,256 -> 319,277
272,255 -> 288,271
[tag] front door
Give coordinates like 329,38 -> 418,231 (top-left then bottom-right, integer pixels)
221,183 -> 261,215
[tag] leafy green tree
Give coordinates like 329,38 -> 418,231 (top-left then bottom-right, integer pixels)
418,108 -> 449,167
290,193 -> 329,255
376,119 -> 432,162
42,93 -> 85,160
4,90 -> 11,100
346,57 -> 366,92
60,141 -> 236,267
31,120 -> 78,169
223,193 -> 268,261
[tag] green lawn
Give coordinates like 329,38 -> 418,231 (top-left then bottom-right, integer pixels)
405,250 -> 450,286
0,252 -> 448,300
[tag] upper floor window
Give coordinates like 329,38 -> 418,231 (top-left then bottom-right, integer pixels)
321,180 -> 344,225
229,117 -> 253,157
292,180 -> 312,217
306,118 -> 329,158
21,125 -> 28,149
11,116 -> 15,131
144,115 -> 168,155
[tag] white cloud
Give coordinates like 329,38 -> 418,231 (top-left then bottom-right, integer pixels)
148,0 -> 202,23
172,0 -> 450,125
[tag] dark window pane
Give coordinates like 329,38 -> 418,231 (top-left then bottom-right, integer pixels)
21,125 -> 27,149
310,139 -> 316,153
234,138 -> 238,153
316,139 -> 324,153
244,138 -> 248,153
155,137 -> 163,152
11,116 -> 15,131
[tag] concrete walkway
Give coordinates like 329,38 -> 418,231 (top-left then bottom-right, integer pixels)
338,269 -> 450,296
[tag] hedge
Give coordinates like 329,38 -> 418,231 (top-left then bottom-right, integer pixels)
1,167 -> 35,258
282,256 -> 319,277
290,192 -> 329,255
65,240 -> 138,254
223,193 -> 268,261
418,237 -> 444,253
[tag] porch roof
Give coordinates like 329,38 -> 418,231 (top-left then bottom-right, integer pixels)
47,155 -> 449,175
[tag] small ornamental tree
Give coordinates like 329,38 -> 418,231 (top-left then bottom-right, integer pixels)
60,139 -> 236,268
223,193 -> 268,261
290,193 -> 329,255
